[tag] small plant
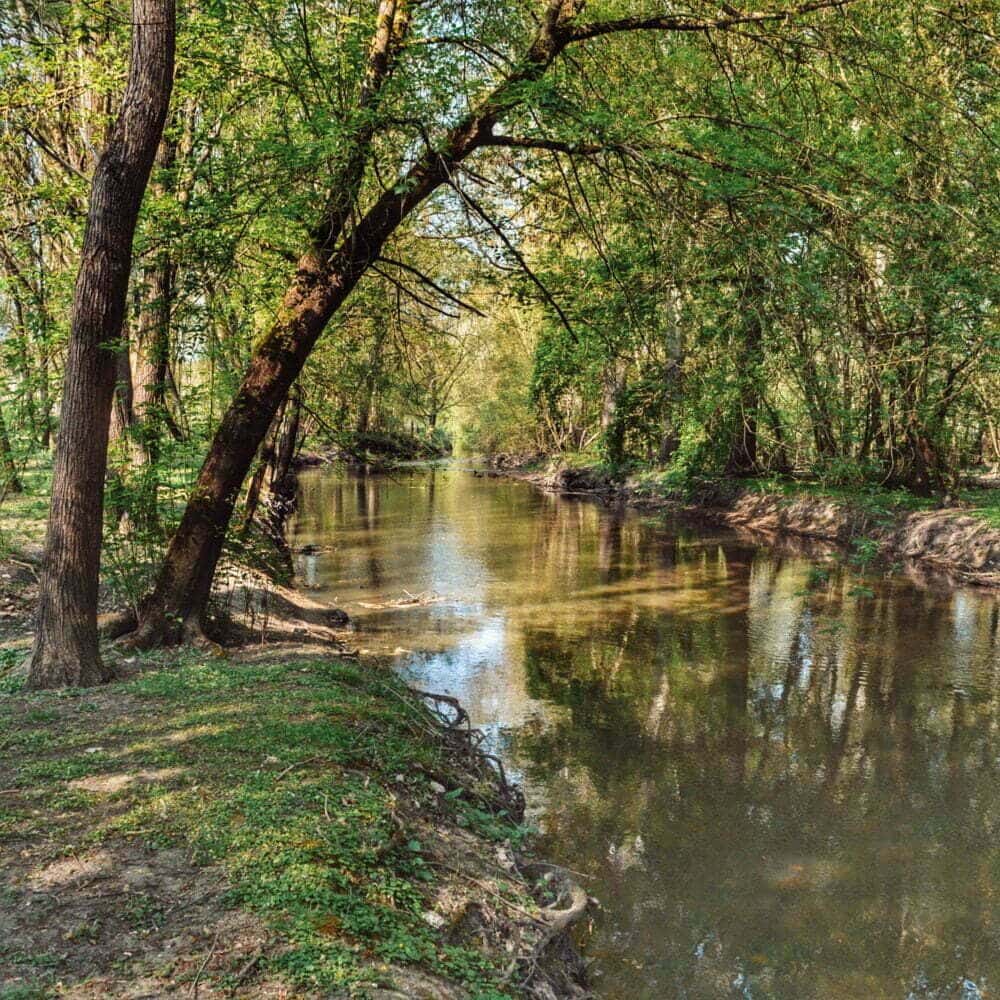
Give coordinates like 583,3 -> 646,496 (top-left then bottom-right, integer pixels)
850,537 -> 880,568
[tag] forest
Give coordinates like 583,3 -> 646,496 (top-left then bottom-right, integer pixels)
1,0 -> 997,684
1,1 -> 999,998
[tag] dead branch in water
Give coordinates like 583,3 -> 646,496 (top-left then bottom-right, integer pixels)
356,589 -> 445,610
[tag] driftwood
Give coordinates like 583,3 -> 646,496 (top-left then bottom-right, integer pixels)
356,590 -> 444,610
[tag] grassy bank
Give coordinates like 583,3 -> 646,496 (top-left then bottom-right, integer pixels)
0,652 -> 584,999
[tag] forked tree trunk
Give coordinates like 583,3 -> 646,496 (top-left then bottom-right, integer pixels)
27,0 -> 175,689
129,0 -> 568,645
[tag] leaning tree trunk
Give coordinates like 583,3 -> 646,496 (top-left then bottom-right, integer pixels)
129,220 -> 419,645
129,0 -> 851,645
27,0 -> 175,690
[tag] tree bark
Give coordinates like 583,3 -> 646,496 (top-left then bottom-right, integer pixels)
241,403 -> 284,532
27,0 -> 175,689
132,134 -> 178,467
109,340 -> 136,446
0,404 -> 21,496
107,342 -> 138,526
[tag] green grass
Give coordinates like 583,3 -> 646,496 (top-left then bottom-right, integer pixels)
0,655 -> 530,998
0,457 -> 51,555
739,475 -> 939,520
961,487 -> 1000,528
624,462 -> 1000,531
740,475 -> 1000,528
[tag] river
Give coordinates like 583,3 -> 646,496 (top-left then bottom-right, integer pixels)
291,465 -> 1000,1000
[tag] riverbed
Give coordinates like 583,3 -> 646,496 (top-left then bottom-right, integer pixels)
291,465 -> 1000,1000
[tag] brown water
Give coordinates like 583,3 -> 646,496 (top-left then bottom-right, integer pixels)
291,466 -> 1000,1000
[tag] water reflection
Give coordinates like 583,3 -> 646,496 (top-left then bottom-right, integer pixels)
291,467 -> 1000,1000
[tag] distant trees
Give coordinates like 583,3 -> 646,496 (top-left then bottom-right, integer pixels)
507,3 -> 998,492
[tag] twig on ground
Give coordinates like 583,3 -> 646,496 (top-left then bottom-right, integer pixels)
273,754 -> 324,782
189,927 -> 222,998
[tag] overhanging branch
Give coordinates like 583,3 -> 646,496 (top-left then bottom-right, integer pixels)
567,0 -> 855,42
376,255 -> 487,316
447,175 -> 578,343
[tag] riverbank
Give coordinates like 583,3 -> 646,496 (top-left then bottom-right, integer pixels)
0,648 -> 588,999
491,458 -> 1000,588
1,485 -> 590,998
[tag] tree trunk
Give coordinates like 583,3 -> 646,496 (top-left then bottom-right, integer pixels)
27,0 -> 175,689
130,222 -> 420,644
109,341 -> 136,446
356,316 -> 389,435
38,347 -> 52,451
0,404 -> 21,495
762,398 -> 792,474
132,134 -> 178,467
107,342 -> 137,526
241,403 -> 284,532
261,385 -> 303,557
600,361 -> 626,466
272,385 -> 302,489
726,280 -> 764,476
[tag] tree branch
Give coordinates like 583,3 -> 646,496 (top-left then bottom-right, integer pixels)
480,134 -> 624,156
377,255 -> 487,316
567,0 -> 855,42
447,176 -> 578,343
369,263 -> 462,319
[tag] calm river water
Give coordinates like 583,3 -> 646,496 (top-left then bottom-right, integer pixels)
291,465 -> 1000,1000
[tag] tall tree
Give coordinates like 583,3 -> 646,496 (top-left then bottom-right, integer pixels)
126,0 -> 853,646
27,0 -> 176,689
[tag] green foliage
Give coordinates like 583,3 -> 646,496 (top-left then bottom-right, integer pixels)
0,0 -> 997,667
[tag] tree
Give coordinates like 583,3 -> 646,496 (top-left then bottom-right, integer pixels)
0,401 -> 21,495
27,0 -> 176,689
124,0 -> 855,646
